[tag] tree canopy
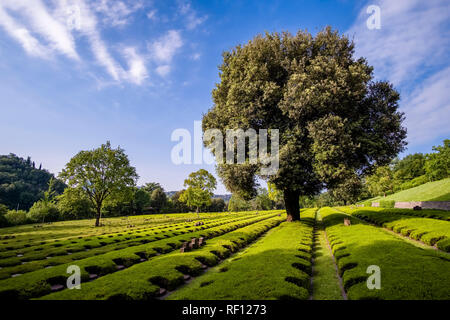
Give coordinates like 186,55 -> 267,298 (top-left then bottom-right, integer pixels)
179,169 -> 217,216
202,27 -> 407,221
0,154 -> 65,210
59,142 -> 138,226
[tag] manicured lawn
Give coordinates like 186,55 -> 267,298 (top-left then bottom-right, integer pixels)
365,178 -> 450,202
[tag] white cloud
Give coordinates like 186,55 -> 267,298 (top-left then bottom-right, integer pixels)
0,0 -> 149,85
347,0 -> 450,86
0,0 -> 78,60
122,47 -> 148,84
178,1 -> 207,30
92,0 -> 143,27
402,67 -> 450,144
0,6 -> 50,58
156,65 -> 171,77
149,30 -> 183,64
347,0 -> 450,147
146,9 -> 157,21
191,52 -> 201,60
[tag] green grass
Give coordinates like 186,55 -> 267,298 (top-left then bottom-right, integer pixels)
40,215 -> 285,300
0,212 -> 281,299
312,211 -> 344,300
366,178 -> 450,202
321,207 -> 450,300
168,209 -> 316,300
343,207 -> 450,251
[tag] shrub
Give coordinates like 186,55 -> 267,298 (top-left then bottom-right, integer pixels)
56,188 -> 94,220
379,200 -> 395,208
4,210 -> 28,225
362,201 -> 372,207
27,201 -> 60,223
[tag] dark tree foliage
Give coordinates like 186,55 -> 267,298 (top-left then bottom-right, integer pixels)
0,154 -> 66,210
203,27 -> 407,221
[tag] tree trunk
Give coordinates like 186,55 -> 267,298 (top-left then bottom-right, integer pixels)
284,190 -> 301,221
95,206 -> 102,227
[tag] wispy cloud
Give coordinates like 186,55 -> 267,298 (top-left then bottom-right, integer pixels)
92,0 -> 143,27
149,30 -> 183,76
347,0 -> 450,147
0,0 -> 78,60
0,0 -> 149,85
178,0 -> 207,30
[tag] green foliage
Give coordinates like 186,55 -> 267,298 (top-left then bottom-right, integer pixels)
27,201 -> 60,223
4,210 -> 28,226
378,200 -> 395,208
392,153 -> 426,185
150,188 -> 167,213
59,141 -> 138,226
228,194 -> 251,212
142,182 -> 162,194
203,27 -> 406,220
56,188 -> 94,220
207,198 -> 227,212
425,139 -> 449,181
134,189 -> 151,214
0,204 -> 7,216
179,169 -> 217,213
252,188 -> 272,210
0,154 -> 65,210
365,165 -> 395,197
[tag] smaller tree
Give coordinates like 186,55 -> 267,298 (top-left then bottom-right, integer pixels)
366,165 -> 395,197
425,139 -> 449,181
143,182 -> 163,194
150,188 -> 167,213
59,142 -> 138,227
179,169 -> 217,217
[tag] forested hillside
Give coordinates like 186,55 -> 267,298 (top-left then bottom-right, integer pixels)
0,154 -> 66,210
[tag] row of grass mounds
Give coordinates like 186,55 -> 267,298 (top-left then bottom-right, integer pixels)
0,211 -> 253,252
340,206 -> 450,221
168,209 -> 316,300
0,212 -> 281,299
320,207 -> 450,300
0,212 -> 261,266
343,208 -> 450,252
39,215 -> 286,300
0,213 -> 267,279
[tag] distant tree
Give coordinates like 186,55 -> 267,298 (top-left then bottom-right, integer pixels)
0,154 -> 65,210
228,194 -> 251,212
252,188 -> 272,210
179,169 -> 217,217
366,166 -> 395,197
171,190 -> 191,213
59,142 -> 138,227
425,139 -> 449,181
207,198 -> 227,212
27,178 -> 60,223
134,188 -> 151,214
202,27 -> 406,221
267,183 -> 284,209
143,182 -> 163,194
393,153 -> 426,185
330,173 -> 364,205
56,188 -> 94,220
150,188 -> 167,213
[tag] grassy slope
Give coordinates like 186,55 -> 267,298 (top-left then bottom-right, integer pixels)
365,178 -> 450,202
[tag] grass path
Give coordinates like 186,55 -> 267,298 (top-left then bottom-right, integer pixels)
311,212 -> 345,300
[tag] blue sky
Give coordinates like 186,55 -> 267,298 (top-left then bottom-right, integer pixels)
0,0 -> 449,194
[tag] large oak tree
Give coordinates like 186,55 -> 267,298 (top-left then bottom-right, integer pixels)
202,27 -> 406,221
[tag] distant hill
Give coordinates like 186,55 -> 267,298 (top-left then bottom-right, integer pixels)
0,154 -> 66,210
362,178 -> 450,202
166,191 -> 231,202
